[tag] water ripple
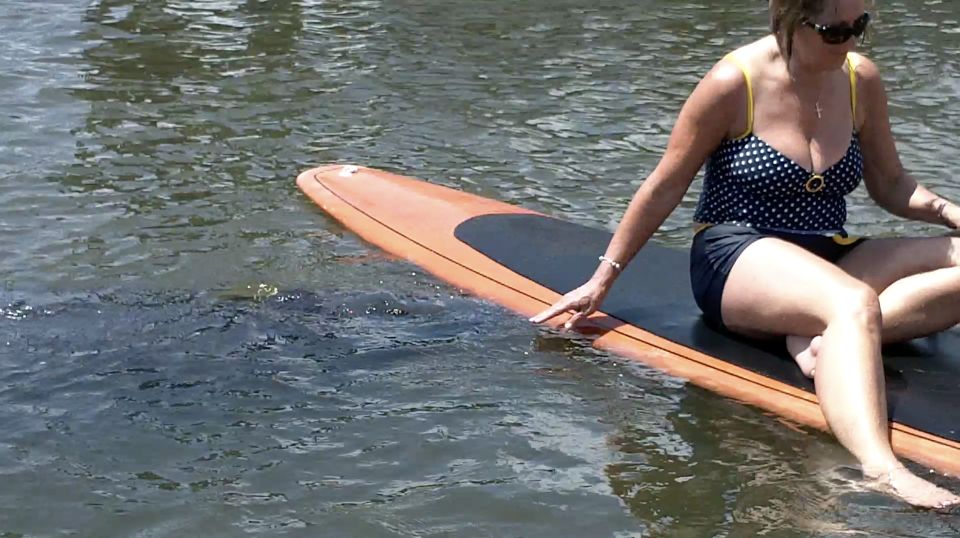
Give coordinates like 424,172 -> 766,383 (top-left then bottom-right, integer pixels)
4,0 -> 960,535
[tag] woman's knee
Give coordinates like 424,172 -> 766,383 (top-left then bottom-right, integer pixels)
828,283 -> 882,329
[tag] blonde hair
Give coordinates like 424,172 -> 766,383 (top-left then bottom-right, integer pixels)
769,0 -> 828,58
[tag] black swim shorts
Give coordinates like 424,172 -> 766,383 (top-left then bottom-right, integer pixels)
689,224 -> 867,330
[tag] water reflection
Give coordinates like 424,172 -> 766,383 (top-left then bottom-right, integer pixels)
45,0 -> 372,290
70,0 -> 307,196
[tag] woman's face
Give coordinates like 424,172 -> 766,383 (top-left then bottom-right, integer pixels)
792,0 -> 868,68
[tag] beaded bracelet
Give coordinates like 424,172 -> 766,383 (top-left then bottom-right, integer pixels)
936,199 -> 956,229
598,255 -> 623,272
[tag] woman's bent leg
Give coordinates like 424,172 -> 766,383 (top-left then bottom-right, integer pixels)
788,237 -> 960,376
839,237 -> 960,343
721,237 -> 959,508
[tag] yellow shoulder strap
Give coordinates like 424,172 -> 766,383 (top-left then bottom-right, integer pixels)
846,54 -> 858,127
723,53 -> 754,140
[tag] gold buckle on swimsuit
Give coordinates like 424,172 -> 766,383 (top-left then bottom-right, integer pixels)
805,173 -> 825,193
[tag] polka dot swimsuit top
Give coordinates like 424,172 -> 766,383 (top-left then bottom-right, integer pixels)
693,53 -> 864,234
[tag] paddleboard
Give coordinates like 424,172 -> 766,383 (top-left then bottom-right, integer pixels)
297,164 -> 960,477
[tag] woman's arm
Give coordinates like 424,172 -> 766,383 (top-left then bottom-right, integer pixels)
531,59 -> 746,326
857,56 -> 960,229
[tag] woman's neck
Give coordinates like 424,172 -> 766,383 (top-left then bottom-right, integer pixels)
785,52 -> 829,88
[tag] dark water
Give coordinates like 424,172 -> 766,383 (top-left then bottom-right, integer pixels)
3,0 -> 960,535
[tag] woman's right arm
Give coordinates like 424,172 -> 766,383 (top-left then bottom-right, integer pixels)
530,59 -> 747,329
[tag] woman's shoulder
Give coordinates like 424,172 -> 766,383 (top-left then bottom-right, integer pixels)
726,35 -> 778,62
847,52 -> 881,83
701,37 -> 775,89
845,53 -> 887,106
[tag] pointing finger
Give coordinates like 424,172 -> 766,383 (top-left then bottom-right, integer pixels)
529,299 -> 572,324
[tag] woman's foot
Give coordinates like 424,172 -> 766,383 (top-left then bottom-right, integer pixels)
786,335 -> 821,379
866,465 -> 960,509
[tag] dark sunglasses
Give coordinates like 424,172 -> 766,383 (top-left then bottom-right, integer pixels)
803,12 -> 871,44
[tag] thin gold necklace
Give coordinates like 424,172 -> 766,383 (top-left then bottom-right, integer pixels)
787,63 -> 824,120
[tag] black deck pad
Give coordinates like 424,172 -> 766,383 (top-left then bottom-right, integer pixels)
455,213 -> 960,443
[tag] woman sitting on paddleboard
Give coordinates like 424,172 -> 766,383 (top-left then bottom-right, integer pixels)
532,0 -> 960,509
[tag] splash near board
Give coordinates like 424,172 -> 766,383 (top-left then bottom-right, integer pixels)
297,164 -> 960,477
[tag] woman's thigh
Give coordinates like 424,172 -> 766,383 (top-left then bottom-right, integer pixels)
837,236 -> 960,291
720,237 -> 875,338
